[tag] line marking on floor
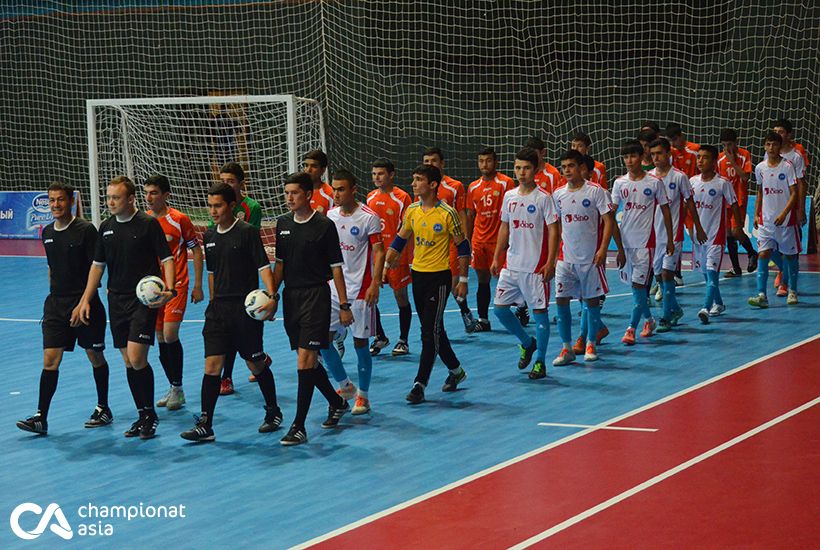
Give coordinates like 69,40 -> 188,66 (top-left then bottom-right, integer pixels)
537,422 -> 658,432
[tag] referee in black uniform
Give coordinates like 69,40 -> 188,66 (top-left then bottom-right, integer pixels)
74,175 -> 175,440
16,182 -> 112,435
180,182 -> 281,442
271,172 -> 352,446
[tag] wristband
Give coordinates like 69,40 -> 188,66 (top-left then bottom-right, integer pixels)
389,235 -> 408,253
458,276 -> 468,284
170,288 -> 178,297
340,302 -> 352,311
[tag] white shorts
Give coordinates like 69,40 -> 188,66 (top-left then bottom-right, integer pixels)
555,261 -> 609,300
757,224 -> 800,255
653,242 -> 683,273
329,298 -> 376,340
619,247 -> 653,286
692,243 -> 724,274
494,268 -> 549,310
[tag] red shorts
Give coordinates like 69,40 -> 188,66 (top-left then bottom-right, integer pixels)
155,286 -> 188,330
385,262 -> 412,290
471,240 -> 498,271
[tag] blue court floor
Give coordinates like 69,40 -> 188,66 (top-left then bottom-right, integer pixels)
1,256 -> 818,548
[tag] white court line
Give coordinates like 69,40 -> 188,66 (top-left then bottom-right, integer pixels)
511,395 -> 820,548
290,333 -> 820,549
537,422 -> 657,433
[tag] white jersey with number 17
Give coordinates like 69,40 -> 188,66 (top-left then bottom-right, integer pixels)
500,186 -> 559,273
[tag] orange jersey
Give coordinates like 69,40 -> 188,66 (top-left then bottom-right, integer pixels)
671,146 -> 699,178
717,148 -> 752,206
535,163 -> 565,193
591,160 -> 608,190
157,207 -> 198,288
366,187 -> 412,246
466,173 -> 516,243
310,182 -> 334,214
794,142 -> 810,167
438,175 -> 466,211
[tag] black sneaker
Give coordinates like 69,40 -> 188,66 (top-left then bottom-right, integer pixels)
724,267 -> 742,278
747,252 -> 759,273
369,335 -> 390,356
473,319 -> 491,332
180,414 -> 215,442
124,416 -> 143,437
16,413 -> 47,435
85,405 -> 113,428
280,424 -> 308,446
515,305 -> 530,327
139,411 -> 159,440
528,361 -> 547,380
442,367 -> 467,392
406,383 -> 425,404
258,406 -> 283,433
321,400 -> 350,429
656,318 -> 672,333
518,337 -> 537,370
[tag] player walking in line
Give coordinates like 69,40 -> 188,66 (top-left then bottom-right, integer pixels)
144,175 -> 204,411
748,132 -> 801,308
366,158 -> 413,356
16,181 -> 112,435
386,164 -> 470,404
689,146 -> 744,324
570,131 -> 608,189
74,176 -> 176,439
491,148 -> 560,378
466,147 -> 516,331
717,129 -> 758,277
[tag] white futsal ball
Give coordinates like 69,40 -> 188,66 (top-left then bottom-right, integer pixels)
245,289 -> 272,321
136,275 -> 166,306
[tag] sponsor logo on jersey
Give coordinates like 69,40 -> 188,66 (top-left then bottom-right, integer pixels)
205,242 -> 215,248
279,230 -> 290,235
415,236 -> 435,247
624,202 -> 649,211
564,214 -> 590,223
512,219 -> 535,229
44,238 -> 54,244
527,205 -> 536,213
763,187 -> 785,195
695,201 -> 713,210
340,242 -> 356,251
582,199 -> 591,207
103,230 -> 114,236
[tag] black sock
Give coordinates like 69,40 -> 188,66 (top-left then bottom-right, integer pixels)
739,234 -> 757,256
477,282 -> 491,320
92,362 -> 109,408
727,236 -> 741,271
457,297 -> 471,314
201,374 -> 221,427
133,365 -> 155,414
374,307 -> 386,339
158,342 -> 172,385
294,369 -> 314,429
37,369 -> 59,419
222,349 -> 236,380
254,365 -> 279,410
312,365 -> 344,407
398,304 -> 412,342
126,367 -> 144,411
166,340 -> 183,387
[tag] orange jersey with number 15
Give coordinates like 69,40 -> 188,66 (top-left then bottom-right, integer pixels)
467,173 -> 516,243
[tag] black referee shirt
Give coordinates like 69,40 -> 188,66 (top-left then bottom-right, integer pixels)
42,217 -> 98,296
275,211 -> 343,288
204,219 -> 270,299
93,210 -> 172,294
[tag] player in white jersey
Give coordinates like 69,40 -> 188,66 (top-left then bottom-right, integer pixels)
551,150 -> 617,365
610,141 -> 674,345
748,132 -> 800,308
648,138 -> 707,332
491,147 -> 560,380
690,146 -> 743,324
319,170 -> 385,415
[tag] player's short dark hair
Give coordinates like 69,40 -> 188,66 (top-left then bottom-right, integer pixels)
371,158 -> 395,173
649,137 -> 672,152
47,180 -> 75,199
637,130 -> 658,143
422,147 -> 444,161
219,162 -> 245,182
109,175 -> 136,197
524,136 -> 546,151
773,118 -> 793,134
640,121 -> 660,133
208,181 -> 237,204
765,131 -> 783,145
621,140 -> 644,156
515,147 -> 540,168
700,145 -> 719,161
284,171 -> 314,195
331,168 -> 357,188
304,149 -> 329,169
719,128 -> 738,143
571,131 -> 592,147
478,147 -> 497,160
412,164 -> 442,187
144,174 -> 170,193
581,155 -> 595,173
664,123 -> 684,138
559,149 -> 585,164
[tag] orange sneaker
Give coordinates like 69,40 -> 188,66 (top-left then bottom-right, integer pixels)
552,347 -> 576,366
640,318 -> 657,338
774,271 -> 782,288
219,377 -> 234,395
337,381 -> 357,401
776,284 -> 788,297
621,328 -> 636,346
248,373 -> 257,383
584,343 -> 598,362
572,336 -> 586,355
595,325 -> 610,345
351,395 -> 371,415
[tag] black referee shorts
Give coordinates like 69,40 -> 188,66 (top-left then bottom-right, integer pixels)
42,292 -> 106,352
107,292 -> 158,349
202,298 -> 266,362
283,285 -> 330,351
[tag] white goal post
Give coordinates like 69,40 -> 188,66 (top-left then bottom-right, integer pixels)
86,94 -> 326,228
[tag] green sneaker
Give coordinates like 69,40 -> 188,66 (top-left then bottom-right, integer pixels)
528,361 -> 547,380
518,337 -> 537,370
656,318 -> 672,333
670,308 -> 684,326
442,367 -> 467,392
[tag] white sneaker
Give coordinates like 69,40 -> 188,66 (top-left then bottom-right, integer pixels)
654,286 -> 663,302
166,386 -> 185,411
787,290 -> 798,305
709,303 -> 726,316
674,275 -> 685,286
337,381 -> 357,401
698,308 -> 710,324
156,386 -> 173,407
552,348 -> 576,366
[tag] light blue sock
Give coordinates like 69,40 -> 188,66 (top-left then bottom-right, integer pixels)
662,280 -> 673,319
702,274 -> 712,309
319,341 -> 348,383
786,255 -> 799,291
771,250 -> 784,270
587,305 -> 601,344
641,286 -> 652,319
354,345 -> 372,392
756,257 -> 769,295
532,312 -> 550,363
556,303 -> 572,345
630,287 -> 643,328
579,304 -> 589,339
494,305 -> 531,347
710,270 -> 723,305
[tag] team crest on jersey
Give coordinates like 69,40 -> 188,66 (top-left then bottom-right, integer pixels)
493,190 -> 500,196
643,188 -> 652,196
582,199 -> 591,207
386,208 -> 394,215
433,223 -> 443,233
350,226 -> 360,236
778,173 -> 786,180
709,189 -> 717,196
669,182 -> 677,189
166,234 -> 173,242
236,212 -> 247,220
527,205 -> 536,213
